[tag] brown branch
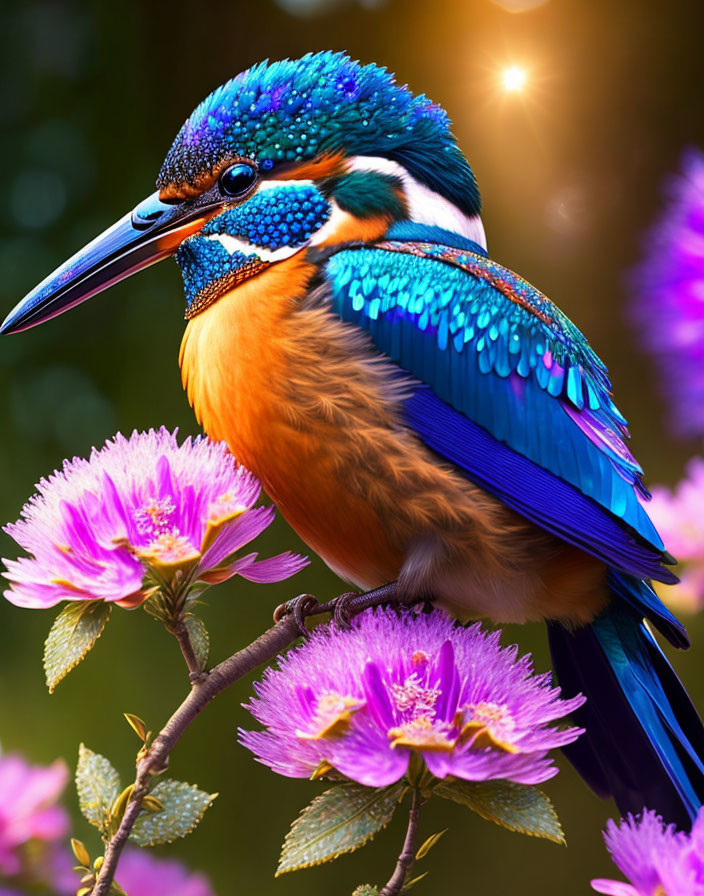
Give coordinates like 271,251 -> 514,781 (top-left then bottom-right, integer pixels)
169,619 -> 203,683
379,789 -> 422,896
91,583 -> 401,896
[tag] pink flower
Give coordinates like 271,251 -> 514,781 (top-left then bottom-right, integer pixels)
240,606 -> 585,788
115,849 -> 216,896
630,148 -> 704,438
0,755 -> 69,877
2,428 -> 307,609
592,808 -> 704,896
0,753 -> 73,894
648,457 -> 704,612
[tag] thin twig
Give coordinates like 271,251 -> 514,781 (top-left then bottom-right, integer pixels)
169,619 -> 203,683
92,614 -> 300,895
91,583 -> 401,895
379,789 -> 422,896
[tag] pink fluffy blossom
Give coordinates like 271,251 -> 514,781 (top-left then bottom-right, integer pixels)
240,606 -> 585,788
2,428 -> 307,609
592,808 -> 704,896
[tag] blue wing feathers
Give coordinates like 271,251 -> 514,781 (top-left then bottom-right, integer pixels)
403,387 -> 674,585
325,240 -> 666,559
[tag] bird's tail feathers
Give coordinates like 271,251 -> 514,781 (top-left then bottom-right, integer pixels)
548,575 -> 704,830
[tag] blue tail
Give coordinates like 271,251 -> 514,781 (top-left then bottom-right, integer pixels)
548,573 -> 704,829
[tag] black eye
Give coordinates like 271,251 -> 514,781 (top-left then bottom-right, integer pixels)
218,162 -> 258,198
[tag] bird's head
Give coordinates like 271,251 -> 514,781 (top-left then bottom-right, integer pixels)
1,51 -> 485,333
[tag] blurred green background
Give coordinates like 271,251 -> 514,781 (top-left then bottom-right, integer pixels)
1,0 -> 703,893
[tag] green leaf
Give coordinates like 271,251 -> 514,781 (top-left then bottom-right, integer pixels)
434,779 -> 564,844
352,887 -> 379,896
76,744 -> 121,834
129,779 -> 217,846
277,782 -> 404,876
183,613 -> 209,671
44,601 -> 112,692
415,829 -> 446,860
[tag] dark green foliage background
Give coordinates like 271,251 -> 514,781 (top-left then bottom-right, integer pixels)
1,1 -> 703,893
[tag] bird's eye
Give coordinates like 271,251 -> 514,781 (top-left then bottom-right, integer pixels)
218,163 -> 258,198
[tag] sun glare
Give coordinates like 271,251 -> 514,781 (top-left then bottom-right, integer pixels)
502,65 -> 527,92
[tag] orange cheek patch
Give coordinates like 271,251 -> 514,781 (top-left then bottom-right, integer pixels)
274,152 -> 346,182
315,211 -> 392,247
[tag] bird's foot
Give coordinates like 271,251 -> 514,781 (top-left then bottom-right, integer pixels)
331,582 -> 399,629
273,593 -> 320,637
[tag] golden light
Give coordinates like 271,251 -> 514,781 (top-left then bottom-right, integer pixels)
502,65 -> 527,92
490,0 -> 549,10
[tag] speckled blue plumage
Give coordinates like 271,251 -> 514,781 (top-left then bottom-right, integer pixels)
201,183 -> 330,251
176,236 -> 260,316
157,51 -> 480,217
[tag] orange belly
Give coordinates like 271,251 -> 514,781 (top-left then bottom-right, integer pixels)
180,254 -> 608,623
180,255 -> 405,587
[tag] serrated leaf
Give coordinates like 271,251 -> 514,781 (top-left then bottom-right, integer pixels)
277,782 -> 404,876
76,744 -> 121,834
415,829 -> 446,860
434,779 -> 564,844
44,601 -> 112,692
352,887 -> 379,896
183,613 -> 209,671
129,779 -> 217,846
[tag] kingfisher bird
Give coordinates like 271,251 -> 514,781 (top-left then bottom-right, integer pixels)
3,51 -> 704,828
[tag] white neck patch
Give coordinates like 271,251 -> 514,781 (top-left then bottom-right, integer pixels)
347,155 -> 487,251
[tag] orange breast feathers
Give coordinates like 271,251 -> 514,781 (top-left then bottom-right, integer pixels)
181,252 -> 430,588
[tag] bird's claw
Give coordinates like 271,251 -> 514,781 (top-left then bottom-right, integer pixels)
331,583 -> 400,629
332,592 -> 359,629
273,593 -> 320,637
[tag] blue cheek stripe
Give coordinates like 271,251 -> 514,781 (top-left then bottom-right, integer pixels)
176,237 -> 268,319
201,183 -> 331,251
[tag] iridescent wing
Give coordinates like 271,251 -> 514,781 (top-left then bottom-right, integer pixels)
324,237 -> 674,584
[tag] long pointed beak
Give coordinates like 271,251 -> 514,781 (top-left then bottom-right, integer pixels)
0,192 -> 217,335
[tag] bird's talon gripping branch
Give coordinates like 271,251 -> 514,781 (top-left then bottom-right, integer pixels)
273,593 -> 320,637
331,592 -> 359,629
330,582 -> 400,629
